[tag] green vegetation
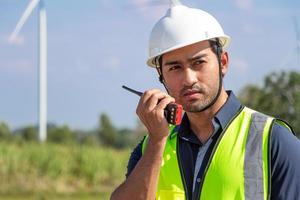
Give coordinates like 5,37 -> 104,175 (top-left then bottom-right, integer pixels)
239,71 -> 300,137
0,110 -> 146,199
0,122 -> 10,140
0,142 -> 130,199
98,113 -> 146,148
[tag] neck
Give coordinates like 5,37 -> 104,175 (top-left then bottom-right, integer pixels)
186,89 -> 228,143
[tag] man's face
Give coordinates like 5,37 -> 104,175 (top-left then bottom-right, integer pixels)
161,41 -> 227,112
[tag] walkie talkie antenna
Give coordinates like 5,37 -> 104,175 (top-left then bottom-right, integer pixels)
122,85 -> 143,96
122,85 -> 183,125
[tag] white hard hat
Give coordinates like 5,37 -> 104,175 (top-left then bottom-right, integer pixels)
147,0 -> 231,67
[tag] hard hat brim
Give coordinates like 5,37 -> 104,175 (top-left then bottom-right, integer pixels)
147,35 -> 230,68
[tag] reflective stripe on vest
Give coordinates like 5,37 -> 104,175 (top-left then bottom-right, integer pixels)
142,107 -> 280,200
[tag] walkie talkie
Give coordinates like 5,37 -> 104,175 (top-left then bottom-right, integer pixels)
122,85 -> 183,125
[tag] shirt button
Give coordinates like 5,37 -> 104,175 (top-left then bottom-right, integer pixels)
197,178 -> 201,183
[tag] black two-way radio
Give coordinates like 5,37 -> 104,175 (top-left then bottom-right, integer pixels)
122,85 -> 183,125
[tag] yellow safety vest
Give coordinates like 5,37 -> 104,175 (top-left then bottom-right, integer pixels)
142,107 -> 289,200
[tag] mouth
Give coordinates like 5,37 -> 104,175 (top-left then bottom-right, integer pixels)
183,89 -> 200,96
183,90 -> 201,100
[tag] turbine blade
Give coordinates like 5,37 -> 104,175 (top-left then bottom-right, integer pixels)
293,17 -> 300,65
9,0 -> 40,41
293,16 -> 300,42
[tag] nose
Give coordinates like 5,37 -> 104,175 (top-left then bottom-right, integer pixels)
182,67 -> 197,87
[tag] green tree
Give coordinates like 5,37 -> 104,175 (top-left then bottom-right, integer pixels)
21,126 -> 38,141
98,113 -> 119,147
0,122 -> 11,140
48,125 -> 76,144
132,119 -> 147,143
80,132 -> 99,146
239,71 -> 300,138
117,128 -> 134,148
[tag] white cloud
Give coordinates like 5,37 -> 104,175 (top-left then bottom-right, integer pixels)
132,0 -> 168,20
98,55 -> 120,71
234,0 -> 253,11
133,0 -> 149,9
231,58 -> 249,72
106,55 -> 120,70
241,24 -> 262,35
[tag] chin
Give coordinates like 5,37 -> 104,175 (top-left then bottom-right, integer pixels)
184,101 -> 210,113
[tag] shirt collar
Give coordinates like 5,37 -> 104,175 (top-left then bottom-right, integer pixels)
175,91 -> 242,143
214,91 -> 242,129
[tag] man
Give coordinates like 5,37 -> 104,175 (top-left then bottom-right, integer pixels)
111,1 -> 300,200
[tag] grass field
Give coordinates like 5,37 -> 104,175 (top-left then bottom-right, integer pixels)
0,142 -> 131,199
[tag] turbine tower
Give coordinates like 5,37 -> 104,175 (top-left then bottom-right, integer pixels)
10,0 -> 47,142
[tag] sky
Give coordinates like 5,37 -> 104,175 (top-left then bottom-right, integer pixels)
0,0 -> 299,131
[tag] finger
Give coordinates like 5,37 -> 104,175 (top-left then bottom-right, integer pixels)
155,96 -> 175,112
140,89 -> 162,105
144,92 -> 169,111
136,89 -> 163,115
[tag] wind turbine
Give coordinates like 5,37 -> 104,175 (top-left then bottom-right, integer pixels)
293,16 -> 300,66
278,17 -> 300,69
10,0 -> 47,142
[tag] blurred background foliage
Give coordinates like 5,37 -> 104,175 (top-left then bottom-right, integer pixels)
239,71 -> 300,137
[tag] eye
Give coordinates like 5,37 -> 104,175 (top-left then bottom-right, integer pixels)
193,60 -> 205,66
168,65 -> 181,72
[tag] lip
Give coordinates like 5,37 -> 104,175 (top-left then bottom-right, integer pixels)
183,90 -> 200,96
183,90 -> 200,101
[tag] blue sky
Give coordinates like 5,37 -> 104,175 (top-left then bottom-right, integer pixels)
0,0 -> 299,130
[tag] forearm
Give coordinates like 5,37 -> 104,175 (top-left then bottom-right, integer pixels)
110,137 -> 167,200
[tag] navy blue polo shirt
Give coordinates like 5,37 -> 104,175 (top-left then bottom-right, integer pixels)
126,91 -> 300,200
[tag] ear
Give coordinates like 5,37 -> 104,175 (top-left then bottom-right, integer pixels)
220,52 -> 229,77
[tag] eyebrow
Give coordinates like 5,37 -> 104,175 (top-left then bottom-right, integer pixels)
163,53 -> 208,66
188,54 -> 208,62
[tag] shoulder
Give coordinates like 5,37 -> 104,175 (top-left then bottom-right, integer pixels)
271,121 -> 300,161
270,121 -> 300,199
125,137 -> 145,178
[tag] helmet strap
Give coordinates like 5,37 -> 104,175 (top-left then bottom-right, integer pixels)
155,57 -> 170,93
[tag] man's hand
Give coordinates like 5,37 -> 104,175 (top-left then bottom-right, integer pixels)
136,89 -> 175,143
